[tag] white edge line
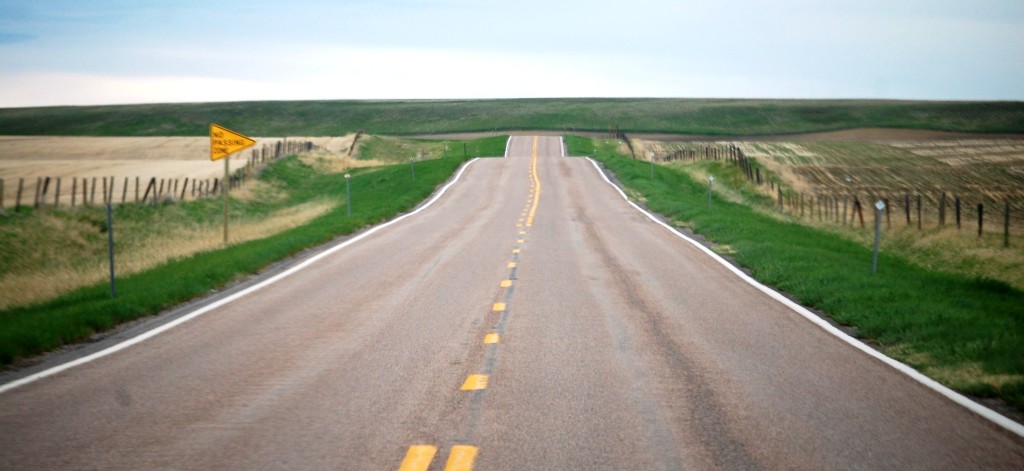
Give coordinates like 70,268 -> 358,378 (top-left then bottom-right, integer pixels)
584,157 -> 1024,438
0,158 -> 483,395
504,136 -> 511,158
559,136 -> 566,157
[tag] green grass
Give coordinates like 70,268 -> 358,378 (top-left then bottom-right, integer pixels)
565,135 -> 1024,410
358,135 -> 509,162
0,137 -> 505,366
1,99 -> 1021,137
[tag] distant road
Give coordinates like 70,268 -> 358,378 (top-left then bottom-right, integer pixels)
1,136 -> 1021,469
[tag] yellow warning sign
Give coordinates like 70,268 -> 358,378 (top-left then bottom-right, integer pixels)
210,123 -> 256,161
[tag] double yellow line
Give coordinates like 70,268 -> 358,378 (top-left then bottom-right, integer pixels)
526,136 -> 541,227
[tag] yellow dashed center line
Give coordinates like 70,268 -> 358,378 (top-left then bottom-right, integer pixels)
507,262 -> 516,268
500,280 -> 512,288
526,136 -> 541,226
398,445 -> 438,471
512,249 -> 520,254
445,445 -> 479,471
484,333 -> 500,344
492,302 -> 506,312
460,375 -> 488,391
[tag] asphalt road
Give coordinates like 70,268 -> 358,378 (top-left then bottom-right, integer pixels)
1,136 -> 1022,470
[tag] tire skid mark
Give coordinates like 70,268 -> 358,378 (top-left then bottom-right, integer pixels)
565,156 -> 758,469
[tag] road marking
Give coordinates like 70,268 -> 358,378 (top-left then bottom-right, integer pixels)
526,136 -> 541,227
460,375 -> 488,390
500,280 -> 512,288
445,445 -> 479,471
0,158 -> 484,395
484,333 -> 500,344
507,262 -> 516,268
398,445 -> 437,471
519,230 -> 526,235
584,156 -> 1024,439
492,302 -> 506,312
512,249 -> 520,254
516,239 -> 524,244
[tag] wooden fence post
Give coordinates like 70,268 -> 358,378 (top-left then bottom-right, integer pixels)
90,177 -> 97,205
0,178 -> 4,209
855,197 -> 865,228
904,193 -> 910,226
180,178 -> 189,201
71,178 -> 77,207
978,203 -> 984,238
135,176 -> 140,203
15,177 -> 23,211
122,177 -> 129,203
939,193 -> 946,226
107,175 -> 115,204
33,177 -> 42,208
921,194 -> 929,231
102,177 -> 108,205
142,177 -> 156,204
54,177 -> 61,207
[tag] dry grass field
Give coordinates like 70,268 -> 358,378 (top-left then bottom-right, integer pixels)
641,133 -> 1024,291
0,135 -> 358,208
0,135 -> 372,309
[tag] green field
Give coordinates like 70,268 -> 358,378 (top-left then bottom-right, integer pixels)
1,99 -> 1022,137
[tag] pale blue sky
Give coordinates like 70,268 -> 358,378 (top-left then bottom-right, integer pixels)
1,0 -> 1022,107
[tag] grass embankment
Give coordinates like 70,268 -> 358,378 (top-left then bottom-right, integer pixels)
358,135 -> 509,163
1,99 -> 1022,136
0,136 -> 506,366
565,135 -> 1024,410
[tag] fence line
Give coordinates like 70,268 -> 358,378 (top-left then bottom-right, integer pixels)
2,139 -> 319,212
652,143 -> 1021,248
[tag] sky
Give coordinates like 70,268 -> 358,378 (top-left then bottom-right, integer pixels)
0,0 -> 1022,107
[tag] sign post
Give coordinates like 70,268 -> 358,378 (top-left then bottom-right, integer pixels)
345,173 -> 352,216
210,124 -> 256,244
708,175 -> 715,209
873,200 -> 885,274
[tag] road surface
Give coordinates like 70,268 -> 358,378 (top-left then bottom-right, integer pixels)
1,136 -> 1022,469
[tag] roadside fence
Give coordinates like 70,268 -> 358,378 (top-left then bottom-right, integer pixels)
1,138 -> 319,212
652,143 -> 1021,248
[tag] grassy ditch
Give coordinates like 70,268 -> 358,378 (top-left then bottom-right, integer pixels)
0,138 -> 501,366
565,135 -> 1024,411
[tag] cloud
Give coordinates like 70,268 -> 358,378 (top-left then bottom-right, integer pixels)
0,73 -> 283,107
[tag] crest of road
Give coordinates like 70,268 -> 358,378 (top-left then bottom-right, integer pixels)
1,136 -> 1021,469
